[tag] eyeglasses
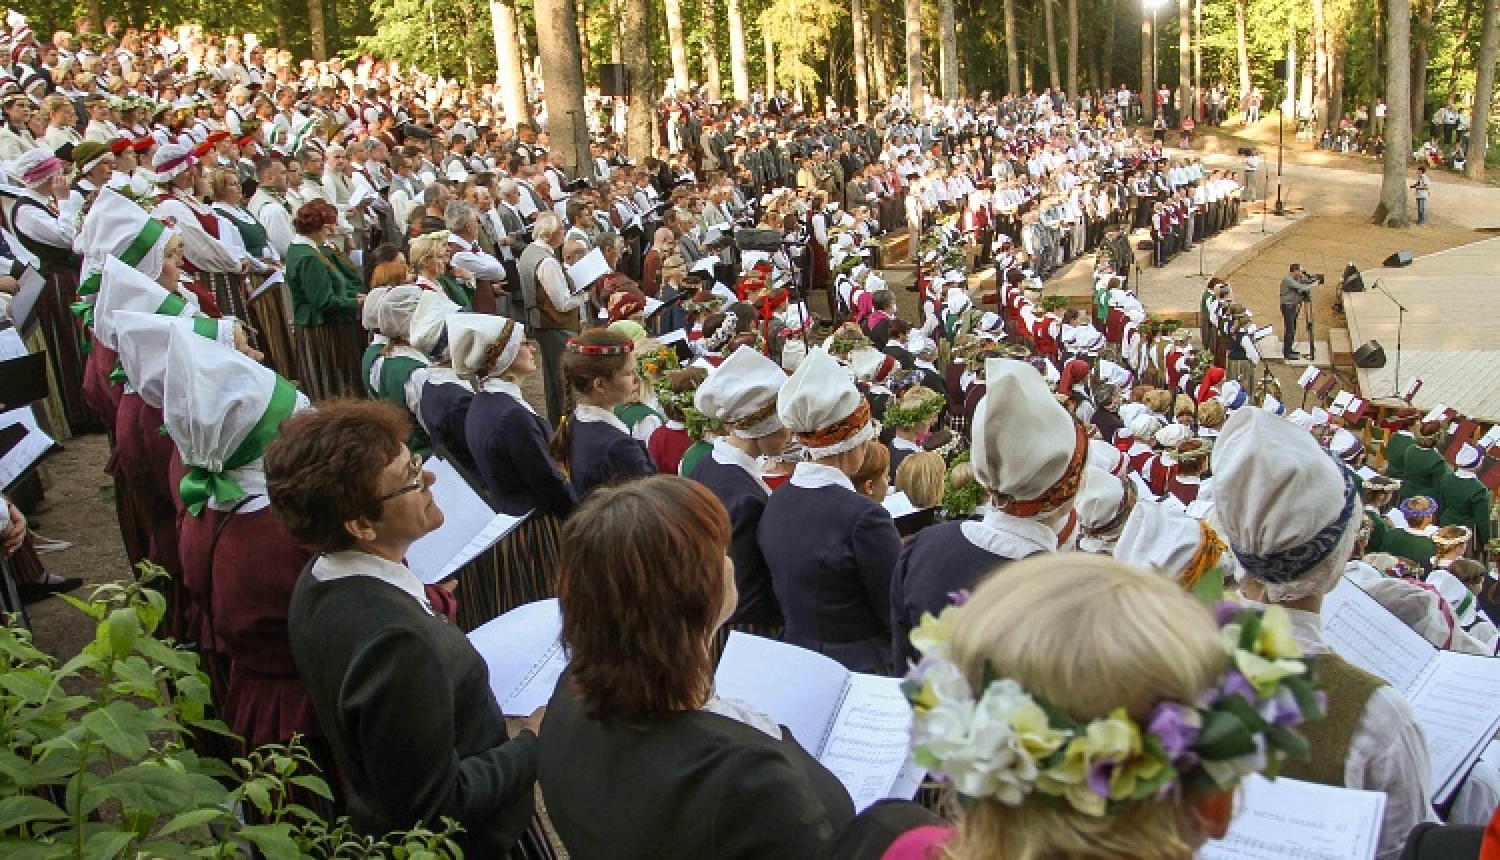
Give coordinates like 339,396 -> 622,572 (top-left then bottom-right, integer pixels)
377,452 -> 425,503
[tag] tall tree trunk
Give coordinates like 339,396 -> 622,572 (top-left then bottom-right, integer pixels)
1235,0 -> 1252,106
1003,0 -> 1020,94
702,0 -> 723,100
1179,0 -> 1192,120
1313,0 -> 1329,131
491,0 -> 533,127
1329,37 -> 1345,131
1375,0 -> 1412,225
1066,0 -> 1079,96
536,0 -> 589,175
1410,0 -> 1436,134
940,0 -> 960,98
853,0 -> 871,118
664,0 -> 691,93
1102,0 -> 1118,89
1469,0 -> 1499,179
870,0 -> 892,100
578,0 -> 595,82
764,26 -> 776,93
1142,10 -> 1154,121
608,0 -> 624,62
906,0 -> 923,98
622,0 -> 655,158
308,0 -> 328,60
727,0 -> 751,103
1042,0 -> 1061,91
1445,0 -> 1476,102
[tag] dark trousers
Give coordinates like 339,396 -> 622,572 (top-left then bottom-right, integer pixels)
1281,302 -> 1300,356
536,328 -> 575,426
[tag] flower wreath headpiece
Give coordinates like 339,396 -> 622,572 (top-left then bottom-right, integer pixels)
902,598 -> 1324,818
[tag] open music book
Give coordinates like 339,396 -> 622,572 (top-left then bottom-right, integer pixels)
1197,774 -> 1385,860
1321,577 -> 1500,804
405,457 -> 528,585
467,605 -> 923,811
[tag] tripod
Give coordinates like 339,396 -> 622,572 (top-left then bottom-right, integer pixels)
1301,295 -> 1316,364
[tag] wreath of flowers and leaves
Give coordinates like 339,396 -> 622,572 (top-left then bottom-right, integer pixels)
1039,295 -> 1071,314
828,326 -> 873,359
636,345 -> 680,381
902,596 -> 1324,817
884,390 -> 947,431
682,293 -> 726,316
941,450 -> 986,519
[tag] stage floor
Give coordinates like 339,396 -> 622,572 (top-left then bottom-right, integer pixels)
1344,237 -> 1500,422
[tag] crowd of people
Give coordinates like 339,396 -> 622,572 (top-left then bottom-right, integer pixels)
2,10 -> 1500,860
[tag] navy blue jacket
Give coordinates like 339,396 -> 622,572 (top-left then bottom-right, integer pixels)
689,451 -> 782,627
467,390 -> 575,519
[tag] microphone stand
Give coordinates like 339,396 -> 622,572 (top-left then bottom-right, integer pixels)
1370,279 -> 1408,399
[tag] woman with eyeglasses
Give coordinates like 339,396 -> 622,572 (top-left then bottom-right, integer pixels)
270,398 -> 554,860
451,314 -> 576,630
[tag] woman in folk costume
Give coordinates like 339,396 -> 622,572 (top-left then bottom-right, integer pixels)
550,328 -> 657,498
8,148 -> 92,434
757,346 -> 901,673
286,198 -> 366,400
890,358 -> 1088,666
455,314 -> 574,630
409,231 -> 470,309
1166,437 -> 1213,507
647,366 -> 707,475
1382,407 -> 1421,482
76,189 -> 177,433
100,259 -> 258,641
538,477 -> 860,859
884,385 -> 944,481
267,400 -> 554,860
1383,495 -> 1441,568
416,311 -> 482,478
149,142 -> 250,317
690,346 -> 792,636
888,555 -> 1319,860
206,165 -> 278,323
137,317 -> 341,796
1112,497 -> 1227,592
357,286 -> 391,397
366,286 -> 446,456
1400,419 -> 1450,503
1217,408 -> 1435,860
806,190 -> 832,316
1075,464 -> 1136,555
1440,443 -> 1492,549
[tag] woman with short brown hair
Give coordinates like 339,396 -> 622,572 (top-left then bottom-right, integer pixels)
286,199 -> 366,400
270,399 -> 553,860
540,475 -> 855,859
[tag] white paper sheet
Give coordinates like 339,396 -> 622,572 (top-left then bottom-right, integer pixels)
1321,577 -> 1435,694
250,269 -> 285,301
0,325 -> 26,360
0,407 -> 55,491
467,598 -> 567,715
820,674 -> 919,812
714,632 -> 850,755
1197,775 -> 1385,860
405,457 -> 527,584
515,193 -> 539,218
882,491 -> 918,519
567,248 -> 611,291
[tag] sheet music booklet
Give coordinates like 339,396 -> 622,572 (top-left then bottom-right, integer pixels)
468,603 -> 923,811
1321,576 -> 1500,804
404,456 -> 527,584
1198,774 -> 1385,860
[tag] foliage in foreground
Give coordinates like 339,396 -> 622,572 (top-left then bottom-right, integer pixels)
0,564 -> 463,860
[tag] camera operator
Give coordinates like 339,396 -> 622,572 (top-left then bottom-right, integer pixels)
1279,262 -> 1322,360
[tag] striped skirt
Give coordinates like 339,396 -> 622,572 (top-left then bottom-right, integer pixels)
292,322 -> 366,402
206,272 -> 250,324
510,812 -> 560,860
456,515 -> 562,633
36,271 -> 94,435
246,277 -> 298,379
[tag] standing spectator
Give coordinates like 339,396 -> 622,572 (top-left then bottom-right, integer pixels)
1412,166 -> 1430,226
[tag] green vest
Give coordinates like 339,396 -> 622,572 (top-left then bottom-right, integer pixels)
360,342 -> 384,397
1280,654 -> 1385,787
615,401 -> 663,433
437,273 -> 472,310
679,440 -> 713,477
1400,446 -> 1449,503
1380,528 -> 1438,567
1364,509 -> 1390,555
375,354 -> 433,456
1384,432 -> 1414,481
1438,471 -> 1493,548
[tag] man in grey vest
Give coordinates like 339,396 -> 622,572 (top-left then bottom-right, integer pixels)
518,211 -> 587,424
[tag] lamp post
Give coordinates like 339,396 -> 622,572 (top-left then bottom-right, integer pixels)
1144,0 -> 1167,123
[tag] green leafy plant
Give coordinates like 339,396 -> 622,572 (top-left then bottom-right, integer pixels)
0,563 -> 464,860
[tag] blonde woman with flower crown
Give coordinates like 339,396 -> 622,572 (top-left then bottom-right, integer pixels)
891,553 -> 1322,860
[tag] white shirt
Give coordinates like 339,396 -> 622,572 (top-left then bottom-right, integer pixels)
960,508 -> 1059,559
153,191 -> 244,273
448,234 -> 507,282
711,438 -> 771,494
536,253 -> 588,326
311,550 -> 436,616
789,460 -> 855,492
12,190 -> 79,251
480,376 -> 536,415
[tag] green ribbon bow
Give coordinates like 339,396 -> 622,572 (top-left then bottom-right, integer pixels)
179,375 -> 298,516
76,218 -> 166,299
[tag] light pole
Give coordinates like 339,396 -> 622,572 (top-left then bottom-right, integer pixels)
1144,0 -> 1167,123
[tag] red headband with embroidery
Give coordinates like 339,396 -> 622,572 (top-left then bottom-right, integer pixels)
797,398 -> 872,450
999,421 -> 1090,518
566,337 -> 635,357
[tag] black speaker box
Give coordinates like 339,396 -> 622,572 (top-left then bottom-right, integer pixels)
1273,60 -> 1289,80
1383,250 -> 1414,267
1354,341 -> 1387,368
598,63 -> 627,97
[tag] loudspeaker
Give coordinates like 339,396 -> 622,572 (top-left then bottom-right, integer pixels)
598,63 -> 627,97
1341,262 -> 1365,292
1273,60 -> 1289,80
1383,250 -> 1414,267
1354,341 -> 1387,368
